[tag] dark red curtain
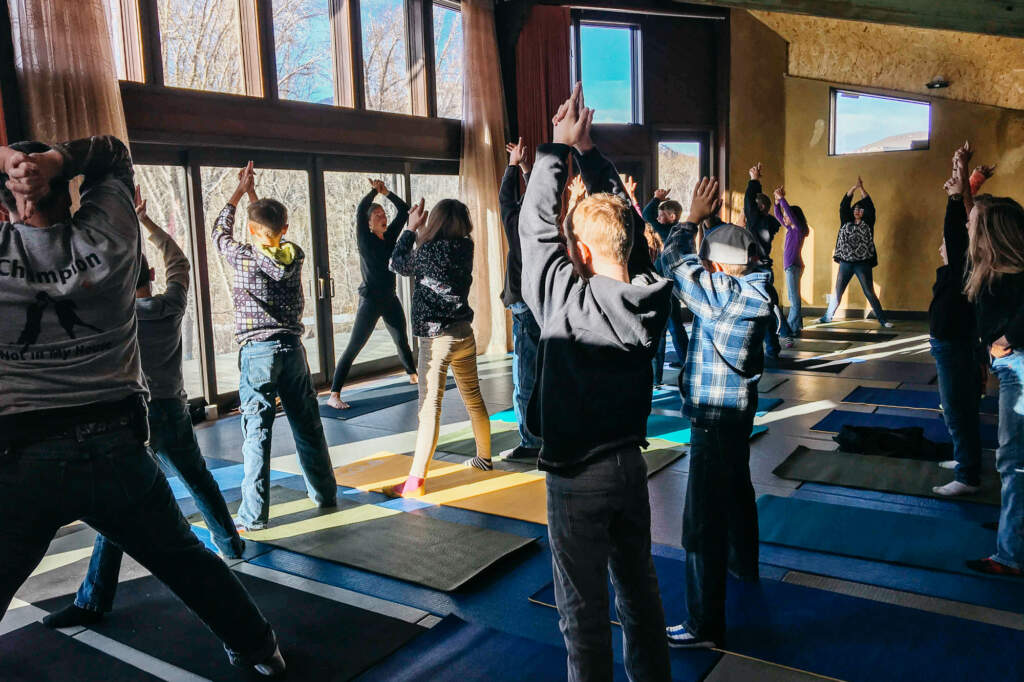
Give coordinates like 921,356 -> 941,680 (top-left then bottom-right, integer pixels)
515,6 -> 571,150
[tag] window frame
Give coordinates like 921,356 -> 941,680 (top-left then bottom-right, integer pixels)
571,13 -> 643,126
829,87 -> 932,157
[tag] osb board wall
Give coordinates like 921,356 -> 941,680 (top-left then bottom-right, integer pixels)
726,10 -> 787,224
781,76 -> 1024,313
751,10 -> 1024,111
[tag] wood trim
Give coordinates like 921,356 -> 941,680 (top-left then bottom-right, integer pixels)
407,0 -> 437,118
257,0 -> 279,100
308,156 -> 335,373
119,0 -> 146,82
715,14 -> 730,185
137,0 -> 164,86
121,83 -> 461,159
331,0 -> 365,109
0,3 -> 23,143
184,153 -> 218,404
238,0 -> 264,97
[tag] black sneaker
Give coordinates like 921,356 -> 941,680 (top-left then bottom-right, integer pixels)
228,643 -> 287,677
42,605 -> 103,629
666,624 -> 717,649
505,445 -> 540,462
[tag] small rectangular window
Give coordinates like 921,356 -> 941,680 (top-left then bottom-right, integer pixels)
831,89 -> 930,155
362,0 -> 412,114
657,141 -> 703,219
433,4 -> 463,119
158,0 -> 245,94
274,0 -> 335,104
576,22 -> 640,124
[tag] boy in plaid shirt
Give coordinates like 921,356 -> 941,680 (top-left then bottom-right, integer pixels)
661,178 -> 775,649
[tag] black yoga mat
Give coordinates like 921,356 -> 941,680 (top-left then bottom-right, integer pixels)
773,446 -> 1001,506
812,409 -> 998,449
215,486 -> 536,591
799,329 -> 897,342
0,623 -> 162,682
769,356 -> 849,373
789,339 -> 853,353
37,571 -> 425,681
318,379 -> 455,420
842,386 -> 999,415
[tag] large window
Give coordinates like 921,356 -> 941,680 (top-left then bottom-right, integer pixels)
433,4 -> 463,119
362,0 -> 412,114
202,167 -> 319,394
135,165 -> 203,398
158,0 -> 245,94
410,173 -> 460,212
574,22 -> 641,124
656,142 -> 703,219
274,0 -> 334,104
324,172 -> 406,367
831,90 -> 930,155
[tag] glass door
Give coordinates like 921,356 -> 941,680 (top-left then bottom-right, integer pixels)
655,140 -> 706,219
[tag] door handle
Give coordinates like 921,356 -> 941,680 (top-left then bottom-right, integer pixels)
329,277 -> 336,298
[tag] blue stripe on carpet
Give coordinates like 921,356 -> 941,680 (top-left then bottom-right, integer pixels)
810,409 -> 998,449
166,464 -> 291,500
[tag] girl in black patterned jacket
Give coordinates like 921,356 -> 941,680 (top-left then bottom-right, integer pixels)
384,199 -> 491,497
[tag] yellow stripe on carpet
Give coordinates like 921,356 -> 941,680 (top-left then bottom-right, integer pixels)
29,547 -> 94,577
244,503 -> 402,542
333,451 -> 475,491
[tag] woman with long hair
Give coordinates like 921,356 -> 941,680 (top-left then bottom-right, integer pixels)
959,150 -> 1024,576
819,177 -> 892,327
384,198 -> 491,497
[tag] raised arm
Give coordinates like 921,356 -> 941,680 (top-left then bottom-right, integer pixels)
839,192 -> 854,225
356,185 -> 377,247
211,162 -> 254,267
859,193 -> 876,228
744,163 -> 763,227
498,164 -> 523,237
384,189 -> 409,238
389,229 -> 417,277
138,202 -> 189,317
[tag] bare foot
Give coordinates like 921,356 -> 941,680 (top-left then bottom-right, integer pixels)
326,393 -> 350,410
409,373 -> 418,384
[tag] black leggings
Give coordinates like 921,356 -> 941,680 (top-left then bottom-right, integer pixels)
825,261 -> 887,322
331,294 -> 417,392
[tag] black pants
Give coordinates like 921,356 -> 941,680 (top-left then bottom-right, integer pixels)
682,411 -> 759,641
331,294 -> 417,391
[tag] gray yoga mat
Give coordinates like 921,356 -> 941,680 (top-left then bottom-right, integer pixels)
773,446 -> 1001,506
800,329 -> 897,342
789,339 -> 853,353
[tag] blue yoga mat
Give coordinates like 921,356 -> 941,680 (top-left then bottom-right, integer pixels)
843,386 -> 999,414
356,615 -> 631,681
319,379 -> 455,420
652,393 -> 783,416
757,495 -> 999,578
811,409 -> 999,449
529,553 -> 1024,682
166,463 -> 290,500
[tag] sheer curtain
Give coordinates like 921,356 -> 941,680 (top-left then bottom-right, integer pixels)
459,0 -> 509,354
7,0 -> 127,144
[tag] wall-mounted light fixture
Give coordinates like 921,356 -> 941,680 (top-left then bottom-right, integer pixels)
926,77 -> 950,89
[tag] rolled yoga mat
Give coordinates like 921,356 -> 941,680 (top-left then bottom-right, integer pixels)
0,623 -> 162,682
203,485 -> 537,591
528,552 -> 1024,682
772,446 -> 1001,506
810,409 -> 998,449
842,386 -> 999,415
756,495 -> 999,578
36,570 -> 426,681
318,379 -> 455,420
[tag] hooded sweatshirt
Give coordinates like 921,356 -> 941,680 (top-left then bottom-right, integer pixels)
211,204 -> 305,345
519,143 -> 673,471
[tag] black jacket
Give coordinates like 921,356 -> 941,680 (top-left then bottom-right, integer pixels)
356,190 -> 408,300
499,165 -> 528,308
929,198 -> 976,341
974,272 -> 1024,348
390,230 -> 474,338
519,143 -> 673,471
744,179 -> 780,264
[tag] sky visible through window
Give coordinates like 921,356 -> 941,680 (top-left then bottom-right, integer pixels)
834,91 -> 930,155
580,24 -> 634,124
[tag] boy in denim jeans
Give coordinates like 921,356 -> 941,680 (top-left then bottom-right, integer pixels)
662,178 -> 774,649
213,162 -> 337,530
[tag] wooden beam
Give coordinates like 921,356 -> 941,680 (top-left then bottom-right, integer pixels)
257,0 -> 279,100
238,0 -> 264,97
120,82 -> 461,159
407,0 -> 437,118
330,0 -> 365,108
137,0 -> 164,85
183,153 -> 218,404
675,0 -> 1024,38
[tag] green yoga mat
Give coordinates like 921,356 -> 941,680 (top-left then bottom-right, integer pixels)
773,447 -> 1001,506
757,495 -> 997,577
205,486 -> 536,591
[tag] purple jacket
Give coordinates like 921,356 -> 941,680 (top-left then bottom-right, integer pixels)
773,198 -> 809,269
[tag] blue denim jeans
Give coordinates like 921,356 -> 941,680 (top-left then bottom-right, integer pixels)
0,423 -> 276,663
991,350 -> 1024,569
547,450 -> 671,682
824,261 -> 887,323
784,265 -> 803,334
930,339 -> 982,486
74,398 -> 245,613
510,302 -> 542,449
683,412 -> 759,641
238,337 -> 337,528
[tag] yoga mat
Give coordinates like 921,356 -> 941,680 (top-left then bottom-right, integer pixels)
773,447 -> 1001,505
799,329 -> 897,342
770,356 -> 849,373
652,394 -> 783,416
529,553 -> 1024,682
319,379 -> 455,420
167,462 -> 290,500
810,409 -> 998,449
842,386 -> 999,415
36,571 -> 425,681
757,495 -> 999,578
213,486 -> 536,591
789,339 -> 853,353
0,623 -> 163,682
333,448 -> 686,527
758,375 -> 788,393
356,615 -> 630,681
647,413 -> 768,444
840,361 -> 937,384
436,427 -> 521,459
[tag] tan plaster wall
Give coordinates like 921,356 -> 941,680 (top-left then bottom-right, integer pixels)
782,76 -> 1024,313
727,10 -> 787,225
751,11 -> 1024,111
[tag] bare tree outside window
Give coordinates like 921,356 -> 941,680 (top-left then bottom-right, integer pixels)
657,142 -> 701,219
158,0 -> 245,94
274,0 -> 335,104
433,5 -> 463,119
362,0 -> 412,114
